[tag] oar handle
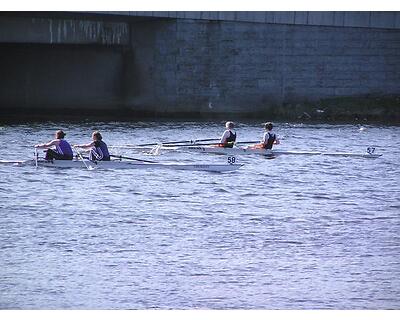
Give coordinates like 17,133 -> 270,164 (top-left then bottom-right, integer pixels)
235,141 -> 260,144
193,138 -> 221,143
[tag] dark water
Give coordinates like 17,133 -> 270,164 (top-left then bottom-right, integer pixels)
0,121 -> 399,309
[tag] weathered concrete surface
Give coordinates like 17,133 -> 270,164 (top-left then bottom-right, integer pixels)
105,11 -> 400,30
0,16 -> 129,45
0,12 -> 399,122
126,19 -> 400,120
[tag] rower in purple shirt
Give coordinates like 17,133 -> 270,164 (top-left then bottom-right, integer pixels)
34,130 -> 73,160
74,131 -> 110,161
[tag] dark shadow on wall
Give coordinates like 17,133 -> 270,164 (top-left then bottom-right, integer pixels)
0,43 -> 126,111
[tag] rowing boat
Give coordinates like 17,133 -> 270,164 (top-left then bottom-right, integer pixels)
156,145 -> 382,158
11,159 -> 243,172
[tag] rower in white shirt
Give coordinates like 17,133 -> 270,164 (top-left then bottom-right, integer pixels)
219,121 -> 237,148
249,122 -> 280,149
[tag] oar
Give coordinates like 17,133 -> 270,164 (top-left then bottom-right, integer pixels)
160,142 -> 219,147
149,141 -> 258,155
73,147 -> 94,170
158,141 -> 261,147
110,154 -> 158,163
235,141 -> 260,145
34,148 -> 38,168
136,138 -> 220,147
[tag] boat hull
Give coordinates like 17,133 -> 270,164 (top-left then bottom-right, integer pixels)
18,159 -> 243,172
170,146 -> 382,158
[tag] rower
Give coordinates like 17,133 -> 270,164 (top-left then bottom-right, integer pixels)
74,131 -> 110,161
219,121 -> 237,148
34,130 -> 74,160
249,122 -> 280,149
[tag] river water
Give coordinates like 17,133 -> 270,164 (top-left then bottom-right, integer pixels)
0,120 -> 399,309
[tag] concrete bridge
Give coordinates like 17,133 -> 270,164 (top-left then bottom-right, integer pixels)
1,11 -> 399,121
100,11 -> 400,29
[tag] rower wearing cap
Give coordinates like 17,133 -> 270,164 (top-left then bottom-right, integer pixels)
249,122 -> 280,149
74,131 -> 110,161
219,121 -> 237,148
35,130 -> 73,160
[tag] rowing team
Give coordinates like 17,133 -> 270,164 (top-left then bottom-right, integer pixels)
219,121 -> 280,149
34,130 -> 110,161
34,121 -> 279,161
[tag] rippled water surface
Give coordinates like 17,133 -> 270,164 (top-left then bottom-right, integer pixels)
0,121 -> 399,309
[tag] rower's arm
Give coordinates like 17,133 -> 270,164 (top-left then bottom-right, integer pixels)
73,141 -> 94,149
35,139 -> 58,148
261,133 -> 268,147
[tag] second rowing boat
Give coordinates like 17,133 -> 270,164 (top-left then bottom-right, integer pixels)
154,145 -> 382,158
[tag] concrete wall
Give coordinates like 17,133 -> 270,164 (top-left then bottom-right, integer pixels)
0,15 -> 131,113
128,19 -> 400,117
0,16 -> 129,45
0,12 -> 399,120
104,11 -> 400,30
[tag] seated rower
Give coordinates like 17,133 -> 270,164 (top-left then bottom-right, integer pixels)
249,122 -> 280,149
74,131 -> 110,161
35,130 -> 73,161
218,121 -> 237,148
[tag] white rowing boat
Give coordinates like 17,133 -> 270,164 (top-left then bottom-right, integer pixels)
320,152 -> 382,158
156,145 -> 382,158
11,159 -> 243,172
